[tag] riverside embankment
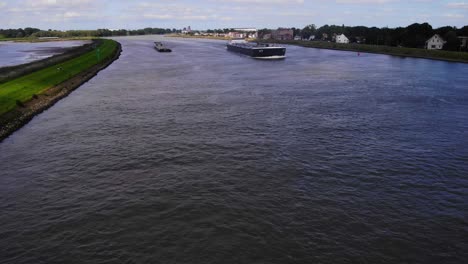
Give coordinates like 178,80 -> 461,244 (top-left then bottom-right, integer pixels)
0,39 -> 121,141
168,35 -> 468,63
261,39 -> 468,63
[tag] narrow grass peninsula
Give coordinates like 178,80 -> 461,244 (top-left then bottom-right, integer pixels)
0,39 -> 121,141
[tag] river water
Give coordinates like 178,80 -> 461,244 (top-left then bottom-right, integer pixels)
1,36 -> 467,263
0,40 -> 91,67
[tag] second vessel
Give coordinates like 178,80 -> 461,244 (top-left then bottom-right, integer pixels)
226,39 -> 286,59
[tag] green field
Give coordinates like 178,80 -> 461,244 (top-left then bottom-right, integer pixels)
0,39 -> 118,115
261,40 -> 468,63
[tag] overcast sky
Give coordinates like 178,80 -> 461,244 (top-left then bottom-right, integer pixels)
1,0 -> 467,30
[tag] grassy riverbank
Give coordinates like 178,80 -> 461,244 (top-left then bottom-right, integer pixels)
0,39 -> 118,115
262,40 -> 468,63
0,39 -> 121,141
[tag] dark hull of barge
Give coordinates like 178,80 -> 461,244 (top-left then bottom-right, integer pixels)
226,44 -> 286,59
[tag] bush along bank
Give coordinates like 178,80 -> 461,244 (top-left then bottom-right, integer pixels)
261,40 -> 468,63
0,39 -> 122,142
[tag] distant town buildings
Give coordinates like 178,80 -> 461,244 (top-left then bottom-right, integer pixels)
271,28 -> 293,40
262,33 -> 272,40
227,28 -> 258,39
234,28 -> 258,38
181,26 -> 192,34
336,34 -> 349,44
425,34 -> 446,50
227,32 -> 246,38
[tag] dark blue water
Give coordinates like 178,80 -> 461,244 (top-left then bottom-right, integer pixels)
1,36 -> 467,263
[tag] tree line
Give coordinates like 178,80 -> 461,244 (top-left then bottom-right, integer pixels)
0,27 -> 178,39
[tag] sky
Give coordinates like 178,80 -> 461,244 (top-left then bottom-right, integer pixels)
0,0 -> 467,30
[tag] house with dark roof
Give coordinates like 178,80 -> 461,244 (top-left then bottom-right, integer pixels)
271,28 -> 293,41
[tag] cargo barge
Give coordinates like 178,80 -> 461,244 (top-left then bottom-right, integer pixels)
226,39 -> 286,59
154,42 -> 172,52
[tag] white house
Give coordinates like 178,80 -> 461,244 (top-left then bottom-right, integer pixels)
294,35 -> 302,40
336,34 -> 349,44
233,28 -> 258,39
425,34 -> 446,50
458,36 -> 468,50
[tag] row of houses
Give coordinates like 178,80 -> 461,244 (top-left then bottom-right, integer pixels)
261,28 -> 294,40
181,26 -> 468,50
226,28 -> 258,39
266,30 -> 468,50
261,29 -> 351,43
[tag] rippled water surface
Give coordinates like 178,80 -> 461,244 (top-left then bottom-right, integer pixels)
0,40 -> 90,67
1,36 -> 468,263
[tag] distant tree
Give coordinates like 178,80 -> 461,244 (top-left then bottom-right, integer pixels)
257,28 -> 271,39
291,27 -> 301,37
435,26 -> 456,37
391,27 -> 405,46
457,26 -> 468,36
23,27 -> 40,37
316,24 -> 330,40
301,24 -> 316,39
402,23 -> 433,48
443,31 -> 460,51
365,27 -> 381,45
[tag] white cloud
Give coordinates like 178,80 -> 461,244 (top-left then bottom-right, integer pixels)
213,0 -> 304,4
447,2 -> 468,9
336,0 -> 396,3
24,0 -> 94,8
443,13 -> 465,18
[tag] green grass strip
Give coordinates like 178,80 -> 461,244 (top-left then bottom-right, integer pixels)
0,39 -> 118,115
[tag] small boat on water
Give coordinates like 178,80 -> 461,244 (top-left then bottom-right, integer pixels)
226,39 -> 286,59
154,42 -> 172,52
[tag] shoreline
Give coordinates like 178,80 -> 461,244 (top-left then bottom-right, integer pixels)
0,41 -> 122,142
168,35 -> 468,63
261,40 -> 468,64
